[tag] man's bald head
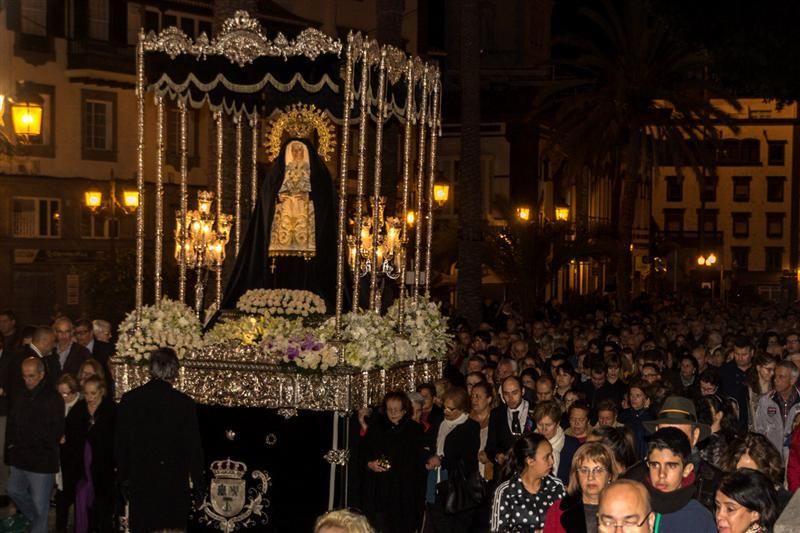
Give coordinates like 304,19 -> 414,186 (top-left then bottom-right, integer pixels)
21,356 -> 45,390
31,327 -> 56,354
598,480 -> 654,532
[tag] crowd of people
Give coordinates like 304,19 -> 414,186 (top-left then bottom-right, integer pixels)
348,295 -> 800,533
0,310 -> 204,533
4,292 -> 800,533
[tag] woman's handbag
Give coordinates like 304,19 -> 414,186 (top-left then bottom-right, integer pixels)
435,460 -> 488,514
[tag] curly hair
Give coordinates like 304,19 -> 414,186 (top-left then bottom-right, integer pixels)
720,432 -> 784,486
315,509 -> 375,533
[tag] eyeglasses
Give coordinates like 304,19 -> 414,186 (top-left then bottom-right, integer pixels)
577,466 -> 608,478
597,511 -> 652,532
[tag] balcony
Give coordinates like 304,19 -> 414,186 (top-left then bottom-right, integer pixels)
655,230 -> 723,247
67,39 -> 135,77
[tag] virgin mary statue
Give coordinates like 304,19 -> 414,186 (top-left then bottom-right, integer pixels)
219,137 -> 342,313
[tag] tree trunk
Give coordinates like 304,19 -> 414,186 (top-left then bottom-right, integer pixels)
455,0 -> 483,328
616,134 -> 642,311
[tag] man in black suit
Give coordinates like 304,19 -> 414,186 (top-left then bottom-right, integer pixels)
486,376 -> 534,466
3,328 -> 60,405
52,317 -> 89,380
115,348 -> 205,533
74,319 -> 115,394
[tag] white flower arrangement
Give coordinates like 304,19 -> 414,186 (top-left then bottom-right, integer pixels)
322,311 -> 412,370
236,289 -> 326,317
117,298 -> 204,362
259,316 -> 338,370
204,314 -> 268,346
387,297 -> 452,360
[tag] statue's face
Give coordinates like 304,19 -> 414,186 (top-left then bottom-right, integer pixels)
288,142 -> 307,162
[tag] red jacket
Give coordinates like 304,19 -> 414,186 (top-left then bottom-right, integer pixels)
788,425 -> 800,492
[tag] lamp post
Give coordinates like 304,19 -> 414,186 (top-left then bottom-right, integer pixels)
10,84 -> 44,139
433,181 -> 450,208
696,252 -> 723,300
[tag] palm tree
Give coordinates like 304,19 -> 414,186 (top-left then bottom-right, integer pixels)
537,0 -> 736,310
454,0 -> 483,327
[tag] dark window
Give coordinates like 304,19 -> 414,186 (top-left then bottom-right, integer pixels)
699,176 -> 717,202
767,176 -> 785,202
81,90 -> 117,161
731,247 -> 749,272
732,213 -> 750,238
765,247 -> 783,272
180,17 -> 195,38
163,14 -> 177,29
697,210 -> 718,234
666,176 -> 683,202
664,210 -> 684,234
768,141 -> 785,165
741,139 -> 760,163
198,20 -> 213,37
13,198 -> 61,238
719,140 -> 739,163
733,176 -> 751,202
767,213 -> 784,238
144,10 -> 160,33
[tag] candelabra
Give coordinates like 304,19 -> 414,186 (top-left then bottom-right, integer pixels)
347,197 -> 403,279
175,191 -> 233,317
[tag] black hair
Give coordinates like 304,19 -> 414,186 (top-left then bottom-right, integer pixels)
416,383 -> 436,396
698,395 -> 739,438
502,432 -> 550,481
733,336 -> 752,350
698,368 -> 721,388
589,425 -> 638,471
718,469 -> 779,531
647,427 -> 691,462
0,310 -> 16,321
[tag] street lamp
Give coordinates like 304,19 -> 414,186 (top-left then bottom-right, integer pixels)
555,202 -> 570,222
433,181 -> 450,207
84,189 -> 104,212
516,206 -> 531,222
406,210 -> 416,226
10,84 -> 44,138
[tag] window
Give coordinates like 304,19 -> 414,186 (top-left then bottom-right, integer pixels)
741,139 -> 760,163
732,213 -> 750,238
697,210 -> 718,234
88,0 -> 109,41
21,0 -> 47,36
768,141 -> 785,165
166,106 -> 199,168
765,247 -> 784,272
732,176 -> 751,202
13,198 -> 61,238
731,247 -> 749,272
81,211 -> 112,239
665,176 -> 683,202
81,90 -> 117,161
767,213 -> 784,238
699,176 -> 717,202
144,10 -> 160,33
663,210 -> 684,234
767,176 -> 785,202
198,20 -> 213,37
180,17 -> 195,38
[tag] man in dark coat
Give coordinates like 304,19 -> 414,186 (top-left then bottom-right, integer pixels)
6,357 -> 64,533
4,327 -> 60,406
115,348 -> 204,533
52,317 -> 89,380
74,319 -> 115,394
486,376 -> 535,466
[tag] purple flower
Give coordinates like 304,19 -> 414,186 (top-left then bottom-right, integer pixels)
286,346 -> 299,360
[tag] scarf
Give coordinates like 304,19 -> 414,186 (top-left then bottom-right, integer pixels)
549,426 -> 566,475
436,413 -> 469,456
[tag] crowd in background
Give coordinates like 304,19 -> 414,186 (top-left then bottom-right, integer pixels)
4,291 -> 800,532
349,294 -> 800,533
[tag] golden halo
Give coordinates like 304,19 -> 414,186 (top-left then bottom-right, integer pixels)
265,103 -> 336,162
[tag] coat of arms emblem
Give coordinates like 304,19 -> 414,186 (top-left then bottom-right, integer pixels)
197,458 -> 271,532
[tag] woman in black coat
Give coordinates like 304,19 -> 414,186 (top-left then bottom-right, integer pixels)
425,387 -> 482,533
361,391 -> 427,533
63,375 -> 116,533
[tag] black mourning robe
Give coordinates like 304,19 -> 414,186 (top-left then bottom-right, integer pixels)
218,137 -> 346,315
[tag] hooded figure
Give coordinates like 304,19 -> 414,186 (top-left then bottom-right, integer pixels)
218,137 -> 345,315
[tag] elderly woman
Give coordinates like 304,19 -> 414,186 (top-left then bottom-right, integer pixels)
533,400 -> 580,484
315,509 -> 375,533
77,358 -> 106,388
425,387 -> 481,533
63,375 -> 116,532
360,391 -> 426,533
55,374 -> 81,533
543,442 -> 618,533
715,469 -> 779,533
491,433 -> 566,532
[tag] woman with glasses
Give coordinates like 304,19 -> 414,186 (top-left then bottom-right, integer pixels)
542,442 -> 618,533
715,469 -> 779,533
491,433 -> 565,533
361,391 -> 426,533
744,352 -> 778,431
